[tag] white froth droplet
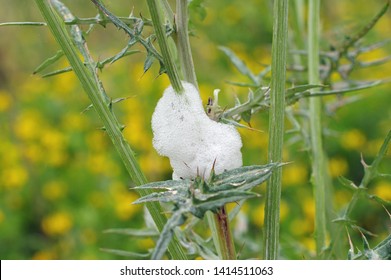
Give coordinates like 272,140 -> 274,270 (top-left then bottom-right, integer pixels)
151,82 -> 242,179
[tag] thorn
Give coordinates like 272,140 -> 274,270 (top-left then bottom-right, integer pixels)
211,158 -> 217,171
360,153 -> 370,168
382,205 -> 391,220
346,227 -> 355,255
129,6 -> 134,18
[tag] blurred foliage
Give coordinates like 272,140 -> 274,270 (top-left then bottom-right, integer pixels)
0,0 -> 390,259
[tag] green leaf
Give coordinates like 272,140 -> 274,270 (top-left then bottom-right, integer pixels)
152,211 -> 186,260
310,80 -> 383,96
219,46 -> 258,84
33,50 -> 64,74
241,110 -> 252,123
286,84 -> 326,97
338,176 -> 358,191
339,1 -> 390,53
209,163 -> 280,192
0,21 -> 46,26
134,163 -> 281,259
143,53 -> 155,74
193,191 -> 256,217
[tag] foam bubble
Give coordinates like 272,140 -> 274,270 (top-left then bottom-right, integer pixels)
151,82 -> 242,179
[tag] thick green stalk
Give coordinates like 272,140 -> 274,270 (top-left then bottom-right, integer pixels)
146,0 -> 183,93
263,0 -> 289,260
176,0 -> 198,89
308,0 -> 327,258
34,0 -> 187,260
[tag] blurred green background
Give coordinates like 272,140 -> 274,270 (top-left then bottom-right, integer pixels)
0,0 -> 390,259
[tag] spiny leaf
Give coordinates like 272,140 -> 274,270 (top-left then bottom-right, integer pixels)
219,117 -> 261,132
309,80 -> 383,96
151,211 -> 186,260
368,194 -> 391,206
143,53 -> 155,74
209,163 -> 280,191
133,178 -> 193,191
359,55 -> 391,68
339,1 -> 390,53
219,46 -> 258,84
193,191 -> 257,217
338,176 -> 358,191
33,50 -> 64,74
134,163 -> 281,259
41,67 -> 72,77
286,84 -> 326,97
100,48 -> 139,68
0,21 -> 46,26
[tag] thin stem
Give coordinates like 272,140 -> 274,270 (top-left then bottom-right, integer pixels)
176,0 -> 198,89
308,0 -> 328,258
34,0 -> 187,260
161,0 -> 175,28
263,0 -> 289,260
91,0 -> 164,65
214,207 -> 236,259
146,0 -> 183,93
206,208 -> 236,260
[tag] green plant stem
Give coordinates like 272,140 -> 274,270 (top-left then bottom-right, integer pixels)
146,0 -> 183,93
308,0 -> 328,258
176,0 -> 198,89
263,0 -> 289,260
34,0 -> 187,260
161,0 -> 175,27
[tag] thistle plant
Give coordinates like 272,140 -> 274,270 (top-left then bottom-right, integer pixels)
1,0 -> 390,260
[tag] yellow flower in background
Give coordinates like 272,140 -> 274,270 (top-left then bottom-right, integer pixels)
139,152 -> 171,180
282,163 -> 308,186
373,181 -> 391,202
0,90 -> 11,112
52,72 -> 77,96
47,149 -> 68,167
41,130 -> 67,151
0,141 -> 20,165
1,166 -> 28,189
110,182 -> 141,220
86,153 -> 119,176
302,198 -> 315,222
24,143 -> 44,163
328,157 -> 348,178
62,112 -> 88,131
138,238 -> 155,250
341,129 -> 367,151
32,250 -> 58,260
14,110 -> 46,141
251,203 -> 265,227
290,219 -> 312,236
41,212 -> 73,236
302,237 -> 316,253
86,131 -> 109,152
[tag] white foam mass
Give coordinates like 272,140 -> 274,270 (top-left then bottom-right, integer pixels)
151,82 -> 243,179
